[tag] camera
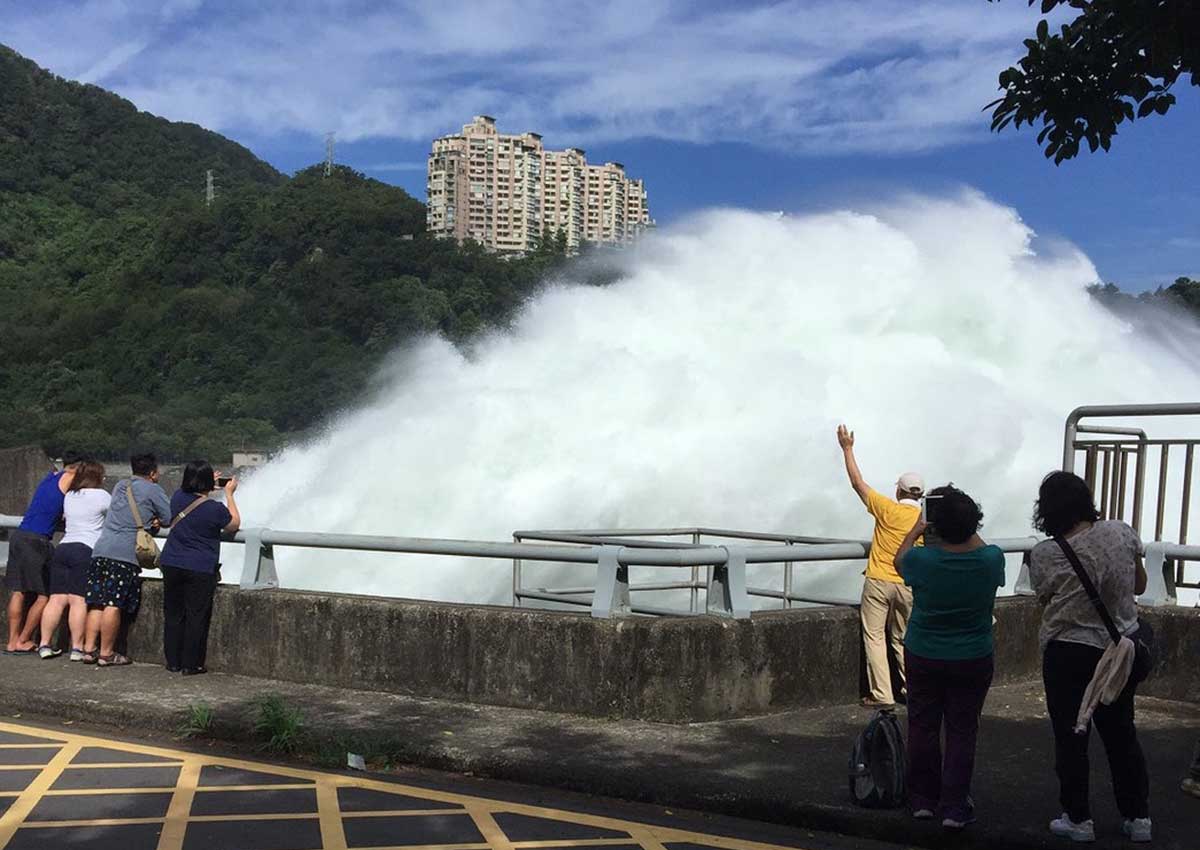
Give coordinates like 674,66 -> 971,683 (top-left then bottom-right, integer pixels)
216,476 -> 232,487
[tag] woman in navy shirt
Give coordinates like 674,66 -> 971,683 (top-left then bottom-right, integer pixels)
159,461 -> 240,675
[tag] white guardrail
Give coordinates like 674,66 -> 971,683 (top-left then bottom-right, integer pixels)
0,516 -> 1187,618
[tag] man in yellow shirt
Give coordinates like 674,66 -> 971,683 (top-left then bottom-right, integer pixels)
837,424 -> 923,707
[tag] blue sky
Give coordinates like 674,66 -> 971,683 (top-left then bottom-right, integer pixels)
5,0 -> 1197,288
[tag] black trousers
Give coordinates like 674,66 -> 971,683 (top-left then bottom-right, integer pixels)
1043,640 -> 1149,822
161,566 -> 217,670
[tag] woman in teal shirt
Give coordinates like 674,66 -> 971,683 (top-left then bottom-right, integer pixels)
894,485 -> 1006,831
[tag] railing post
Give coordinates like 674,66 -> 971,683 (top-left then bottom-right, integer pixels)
1139,542 -> 1175,607
512,533 -> 523,608
590,546 -> 629,619
239,528 -> 278,590
1013,550 -> 1036,596
707,546 -> 750,619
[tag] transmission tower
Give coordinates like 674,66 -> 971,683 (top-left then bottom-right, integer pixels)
324,132 -> 335,177
205,169 -> 215,207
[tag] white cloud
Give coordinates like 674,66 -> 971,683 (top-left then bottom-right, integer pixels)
3,0 -> 1052,155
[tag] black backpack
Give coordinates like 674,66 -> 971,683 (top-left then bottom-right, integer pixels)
848,709 -> 907,808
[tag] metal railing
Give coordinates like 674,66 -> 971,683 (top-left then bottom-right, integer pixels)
1064,403 -> 1200,590
512,527 -> 868,613
9,513 -> 1116,617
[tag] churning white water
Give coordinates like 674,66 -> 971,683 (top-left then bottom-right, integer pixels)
236,191 -> 1200,604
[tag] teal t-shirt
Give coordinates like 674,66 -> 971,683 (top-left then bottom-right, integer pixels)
901,544 -> 1006,661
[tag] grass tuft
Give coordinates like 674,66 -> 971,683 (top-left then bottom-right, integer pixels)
253,694 -> 305,754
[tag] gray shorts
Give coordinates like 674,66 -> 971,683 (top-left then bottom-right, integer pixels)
4,529 -> 53,595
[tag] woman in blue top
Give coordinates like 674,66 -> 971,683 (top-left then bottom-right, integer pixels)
894,485 -> 1006,831
159,460 -> 240,675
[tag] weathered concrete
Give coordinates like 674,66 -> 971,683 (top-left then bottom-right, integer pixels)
0,444 -> 52,516
5,575 -> 1045,721
1137,604 -> 1200,703
0,654 -> 1196,850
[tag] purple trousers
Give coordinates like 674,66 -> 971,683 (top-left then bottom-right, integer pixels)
905,650 -> 994,821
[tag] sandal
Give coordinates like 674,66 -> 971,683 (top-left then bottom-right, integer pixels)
96,653 -> 131,667
80,648 -> 99,665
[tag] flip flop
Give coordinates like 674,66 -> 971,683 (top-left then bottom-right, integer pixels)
2,648 -> 36,656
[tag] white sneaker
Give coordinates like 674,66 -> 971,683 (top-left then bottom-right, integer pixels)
1122,818 -> 1152,843
37,646 -> 61,660
912,809 -> 934,820
68,649 -> 85,662
1050,814 -> 1096,842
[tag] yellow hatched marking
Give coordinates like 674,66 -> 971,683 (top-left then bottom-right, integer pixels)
511,841 -> 640,848
19,817 -> 166,829
467,807 -> 517,850
316,776 -> 348,849
340,808 -> 468,818
155,756 -> 200,850
0,767 -> 56,772
0,740 -> 83,847
0,744 -> 66,750
0,721 -> 812,850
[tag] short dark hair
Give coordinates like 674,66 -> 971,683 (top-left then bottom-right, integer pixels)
181,460 -> 215,494
927,484 -> 983,545
61,450 -> 84,467
1033,471 -> 1100,537
130,453 -> 158,477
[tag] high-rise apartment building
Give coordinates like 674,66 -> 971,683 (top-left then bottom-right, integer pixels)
427,116 -> 652,255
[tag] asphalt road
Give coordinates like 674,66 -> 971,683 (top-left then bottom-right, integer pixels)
0,718 -> 920,850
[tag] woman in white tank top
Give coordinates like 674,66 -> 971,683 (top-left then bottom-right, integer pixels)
38,462 -> 111,660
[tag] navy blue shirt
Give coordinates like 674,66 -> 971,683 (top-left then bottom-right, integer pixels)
160,491 -> 232,574
19,471 -> 66,537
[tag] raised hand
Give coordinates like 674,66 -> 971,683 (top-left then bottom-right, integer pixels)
837,424 -> 855,450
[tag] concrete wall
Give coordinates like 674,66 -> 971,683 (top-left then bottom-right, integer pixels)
1,571 -> 1049,721
0,445 -> 52,516
1137,605 -> 1200,703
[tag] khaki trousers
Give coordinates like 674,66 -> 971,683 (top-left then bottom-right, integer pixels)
860,576 -> 912,704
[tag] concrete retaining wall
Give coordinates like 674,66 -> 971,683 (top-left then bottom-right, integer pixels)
0,445 -> 52,516
2,572 -> 1048,721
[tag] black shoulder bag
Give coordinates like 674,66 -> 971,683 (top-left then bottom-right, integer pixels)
1053,535 -> 1156,684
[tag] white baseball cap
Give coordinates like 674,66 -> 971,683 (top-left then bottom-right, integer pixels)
897,472 -> 925,496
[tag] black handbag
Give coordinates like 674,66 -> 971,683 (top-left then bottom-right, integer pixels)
1054,535 -> 1156,683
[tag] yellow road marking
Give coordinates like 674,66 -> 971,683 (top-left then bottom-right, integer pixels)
155,756 -> 200,850
468,806 -> 517,850
316,777 -> 349,849
0,740 -> 83,847
0,744 -> 66,749
0,720 -> 812,850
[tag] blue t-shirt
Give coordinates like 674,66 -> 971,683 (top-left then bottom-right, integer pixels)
19,471 -> 66,537
160,490 -> 232,574
902,544 -> 1006,661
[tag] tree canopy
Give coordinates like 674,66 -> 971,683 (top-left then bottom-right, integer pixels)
0,45 -> 585,461
988,1 -> 1199,162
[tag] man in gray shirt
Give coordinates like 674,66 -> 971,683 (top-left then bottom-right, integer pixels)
83,453 -> 171,666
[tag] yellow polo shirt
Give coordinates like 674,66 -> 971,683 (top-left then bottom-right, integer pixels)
865,489 -> 921,583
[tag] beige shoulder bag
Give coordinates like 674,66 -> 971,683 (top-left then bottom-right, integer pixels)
125,479 -> 161,570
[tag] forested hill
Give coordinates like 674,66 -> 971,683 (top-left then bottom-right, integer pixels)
0,46 -> 573,460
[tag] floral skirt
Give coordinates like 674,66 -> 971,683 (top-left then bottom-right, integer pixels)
85,557 -> 142,614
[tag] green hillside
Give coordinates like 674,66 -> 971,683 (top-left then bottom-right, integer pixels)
0,46 -> 573,460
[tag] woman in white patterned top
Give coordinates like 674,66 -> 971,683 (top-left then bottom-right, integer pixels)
1028,471 -> 1150,844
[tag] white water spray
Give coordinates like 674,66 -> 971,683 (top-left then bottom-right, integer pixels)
237,191 -> 1200,603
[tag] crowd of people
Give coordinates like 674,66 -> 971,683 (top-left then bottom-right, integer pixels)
3,439 -> 1198,844
4,453 -> 239,674
838,424 -> 1200,843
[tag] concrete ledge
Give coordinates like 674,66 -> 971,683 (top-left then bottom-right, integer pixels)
40,580 -> 1041,722
7,569 -> 1193,721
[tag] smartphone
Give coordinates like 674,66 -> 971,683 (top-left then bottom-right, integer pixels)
216,477 -> 232,487
921,494 -> 943,547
